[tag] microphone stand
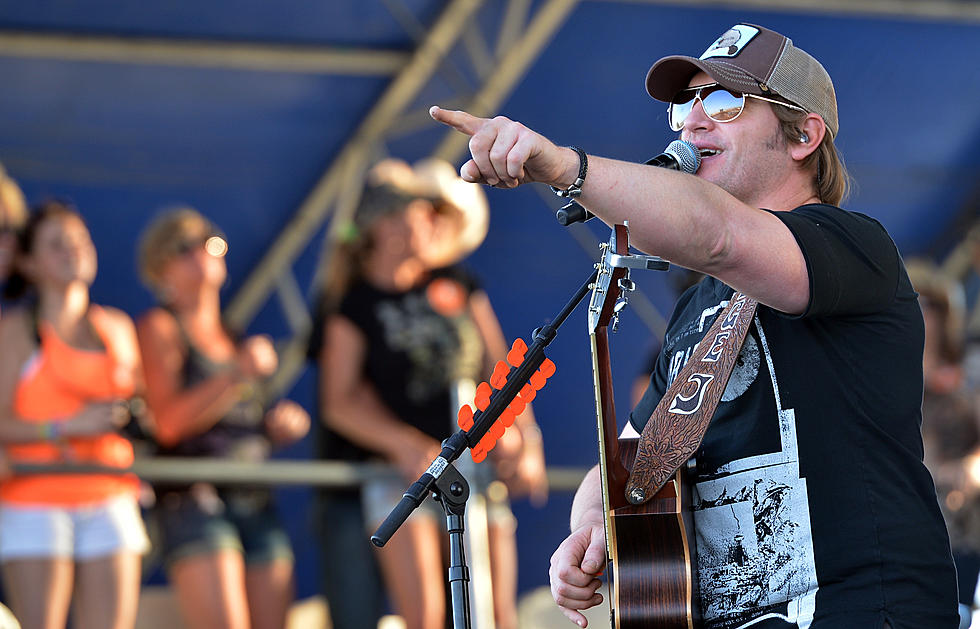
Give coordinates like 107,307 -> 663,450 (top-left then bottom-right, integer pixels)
371,269 -> 598,629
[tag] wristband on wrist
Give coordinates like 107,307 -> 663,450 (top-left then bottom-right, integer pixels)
550,146 -> 588,198
38,422 -> 58,441
235,380 -> 257,401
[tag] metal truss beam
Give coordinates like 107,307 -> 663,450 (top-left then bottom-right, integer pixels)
0,30 -> 408,74
225,0 -> 487,330
223,0 -> 581,396
434,0 -> 580,162
593,0 -> 980,22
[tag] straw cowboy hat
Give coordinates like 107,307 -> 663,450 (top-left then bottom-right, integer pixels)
358,157 -> 490,268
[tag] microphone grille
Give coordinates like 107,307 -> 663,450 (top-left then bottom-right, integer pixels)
665,140 -> 701,175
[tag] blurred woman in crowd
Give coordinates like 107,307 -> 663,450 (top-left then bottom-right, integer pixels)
0,165 -> 28,482
0,201 -> 149,629
0,164 -> 27,315
909,259 -> 980,627
315,158 -> 547,629
137,208 -> 309,629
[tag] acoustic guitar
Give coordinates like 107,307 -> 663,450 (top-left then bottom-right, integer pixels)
587,223 -> 701,628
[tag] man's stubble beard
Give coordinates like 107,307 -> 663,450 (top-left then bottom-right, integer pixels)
714,125 -> 789,207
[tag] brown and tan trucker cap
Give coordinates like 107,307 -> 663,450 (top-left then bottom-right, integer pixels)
646,24 -> 839,137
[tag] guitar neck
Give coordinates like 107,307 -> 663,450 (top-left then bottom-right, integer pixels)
585,223 -> 701,628
591,328 -> 631,512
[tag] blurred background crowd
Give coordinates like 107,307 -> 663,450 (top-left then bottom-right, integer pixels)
0,2 -> 977,629
0,159 -> 554,629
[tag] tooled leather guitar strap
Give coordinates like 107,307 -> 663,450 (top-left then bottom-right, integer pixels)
625,290 -> 758,504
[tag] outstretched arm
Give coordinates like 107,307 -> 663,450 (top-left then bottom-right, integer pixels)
430,106 -> 809,314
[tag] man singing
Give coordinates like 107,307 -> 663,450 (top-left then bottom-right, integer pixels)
432,22 -> 957,629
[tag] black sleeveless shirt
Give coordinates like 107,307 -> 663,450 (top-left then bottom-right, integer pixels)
156,312 -> 268,460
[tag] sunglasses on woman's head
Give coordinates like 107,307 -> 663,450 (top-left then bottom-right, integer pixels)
668,83 -> 808,132
174,233 -> 227,258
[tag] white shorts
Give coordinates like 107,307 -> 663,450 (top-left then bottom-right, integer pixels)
0,495 -> 150,561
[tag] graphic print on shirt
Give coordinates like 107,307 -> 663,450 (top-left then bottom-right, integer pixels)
667,300 -> 819,628
375,288 -> 481,403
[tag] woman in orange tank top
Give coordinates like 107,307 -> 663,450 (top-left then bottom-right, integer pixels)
0,201 -> 149,629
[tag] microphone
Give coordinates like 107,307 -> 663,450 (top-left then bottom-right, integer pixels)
647,139 -> 702,173
555,140 -> 702,226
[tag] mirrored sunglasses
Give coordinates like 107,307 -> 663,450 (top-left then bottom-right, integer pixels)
668,83 -> 807,132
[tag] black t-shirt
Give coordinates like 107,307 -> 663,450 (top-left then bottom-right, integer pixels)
631,205 -> 958,628
318,266 -> 484,462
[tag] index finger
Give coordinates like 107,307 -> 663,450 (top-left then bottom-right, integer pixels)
429,105 -> 486,136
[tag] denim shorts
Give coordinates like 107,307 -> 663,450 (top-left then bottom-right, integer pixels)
154,484 -> 292,568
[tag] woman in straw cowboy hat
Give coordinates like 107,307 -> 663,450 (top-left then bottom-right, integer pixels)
314,158 -> 547,629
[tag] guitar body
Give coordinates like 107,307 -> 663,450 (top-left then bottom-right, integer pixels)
588,225 -> 701,628
606,440 -> 699,628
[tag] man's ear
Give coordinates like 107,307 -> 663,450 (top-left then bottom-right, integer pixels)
790,113 -> 826,162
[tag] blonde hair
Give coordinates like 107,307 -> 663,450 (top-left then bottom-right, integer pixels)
0,165 -> 27,229
772,105 -> 852,207
138,207 -> 214,293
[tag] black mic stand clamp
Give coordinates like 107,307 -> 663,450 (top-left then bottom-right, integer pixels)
433,464 -> 473,629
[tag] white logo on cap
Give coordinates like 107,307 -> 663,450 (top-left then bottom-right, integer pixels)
700,25 -> 760,60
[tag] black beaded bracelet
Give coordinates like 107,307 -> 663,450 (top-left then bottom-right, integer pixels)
551,146 -> 587,198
